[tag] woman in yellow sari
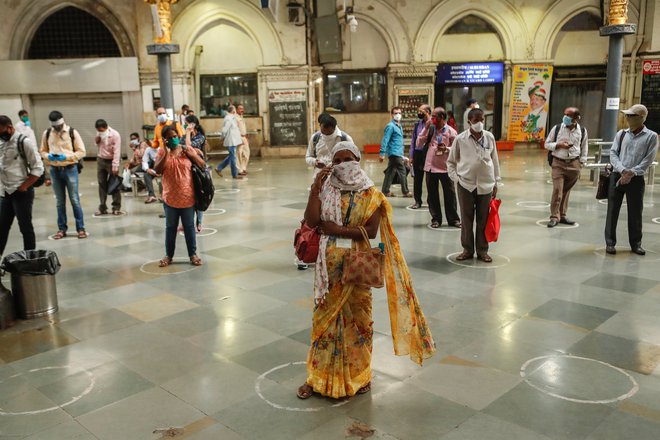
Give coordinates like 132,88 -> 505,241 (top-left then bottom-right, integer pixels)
297,142 -> 436,400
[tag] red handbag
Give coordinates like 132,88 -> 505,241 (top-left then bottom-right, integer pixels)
294,220 -> 320,263
485,198 -> 501,243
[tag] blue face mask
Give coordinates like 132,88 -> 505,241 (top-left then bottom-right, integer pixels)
562,115 -> 573,126
166,137 -> 180,149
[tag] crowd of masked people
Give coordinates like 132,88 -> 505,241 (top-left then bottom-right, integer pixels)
0,103 -> 253,268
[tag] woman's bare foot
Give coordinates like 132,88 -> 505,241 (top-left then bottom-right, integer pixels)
297,383 -> 313,399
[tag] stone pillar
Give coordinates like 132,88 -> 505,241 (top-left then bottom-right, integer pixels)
147,44 -> 180,113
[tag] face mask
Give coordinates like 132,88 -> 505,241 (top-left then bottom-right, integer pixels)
166,137 -> 180,149
470,121 -> 484,133
562,115 -> 574,126
393,114 -> 402,122
0,131 -> 11,141
98,131 -> 109,139
626,115 -> 644,131
53,125 -> 64,132
332,161 -> 362,185
157,114 -> 168,124
431,117 -> 438,126
474,104 -> 480,109
417,113 -> 425,120
130,139 -> 140,147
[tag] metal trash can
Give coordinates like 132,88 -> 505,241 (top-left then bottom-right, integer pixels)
1,250 -> 61,319
0,278 -> 15,328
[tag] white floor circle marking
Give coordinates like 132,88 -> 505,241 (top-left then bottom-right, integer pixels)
48,232 -> 90,241
255,361 -> 351,412
179,227 -> 217,237
140,259 -> 201,275
215,188 -> 240,194
427,224 -> 461,232
204,208 -> 227,216
520,355 -> 639,404
92,211 -> 127,218
652,217 -> 660,225
536,219 -> 580,229
0,366 -> 95,416
405,205 -> 427,212
516,201 -> 550,209
446,252 -> 510,268
598,199 -> 654,208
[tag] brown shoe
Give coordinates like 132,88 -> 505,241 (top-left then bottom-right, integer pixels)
456,251 -> 473,261
477,253 -> 493,263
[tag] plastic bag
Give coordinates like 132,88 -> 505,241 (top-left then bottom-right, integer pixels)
1,250 -> 61,275
485,198 -> 501,243
122,168 -> 132,189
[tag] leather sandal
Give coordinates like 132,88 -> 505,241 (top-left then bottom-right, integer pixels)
52,230 -> 67,240
297,383 -> 313,399
77,230 -> 88,239
357,382 -> 371,394
159,256 -> 173,267
455,251 -> 473,261
190,255 -> 203,266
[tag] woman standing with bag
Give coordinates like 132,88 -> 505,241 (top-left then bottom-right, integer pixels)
155,125 -> 206,267
184,115 -> 207,232
296,142 -> 435,400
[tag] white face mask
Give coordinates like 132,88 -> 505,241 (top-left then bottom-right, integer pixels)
130,139 -> 139,147
157,114 -> 168,124
393,114 -> 402,122
98,130 -> 109,139
332,161 -> 363,185
470,121 -> 484,133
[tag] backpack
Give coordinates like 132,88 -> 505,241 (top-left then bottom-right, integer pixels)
191,163 -> 215,211
547,124 -> 586,166
311,131 -> 349,157
46,127 -> 83,173
16,135 -> 46,188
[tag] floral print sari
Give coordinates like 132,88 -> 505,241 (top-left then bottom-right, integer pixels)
306,187 -> 436,398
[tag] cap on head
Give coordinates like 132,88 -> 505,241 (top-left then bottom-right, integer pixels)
621,104 -> 648,119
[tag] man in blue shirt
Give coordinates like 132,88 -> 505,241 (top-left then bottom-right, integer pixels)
605,104 -> 659,255
380,106 -> 412,197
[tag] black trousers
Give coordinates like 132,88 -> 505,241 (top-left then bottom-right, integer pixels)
457,184 -> 491,256
382,156 -> 409,194
604,173 -> 645,248
97,158 -> 121,212
426,172 -> 460,224
0,188 -> 36,256
412,151 -> 426,205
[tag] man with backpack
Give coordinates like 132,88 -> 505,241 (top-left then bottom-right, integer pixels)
0,115 -> 44,256
305,113 -> 352,177
544,107 -> 588,228
40,110 -> 87,239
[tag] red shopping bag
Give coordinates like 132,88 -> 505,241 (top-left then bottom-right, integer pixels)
485,198 -> 501,243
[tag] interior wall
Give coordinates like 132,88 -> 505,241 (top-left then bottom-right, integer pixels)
347,21 -> 389,69
193,22 -> 260,73
433,34 -> 505,62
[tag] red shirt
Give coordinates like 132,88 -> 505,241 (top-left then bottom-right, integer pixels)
158,148 -> 198,208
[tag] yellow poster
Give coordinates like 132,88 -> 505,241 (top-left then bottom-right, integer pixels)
507,64 -> 553,142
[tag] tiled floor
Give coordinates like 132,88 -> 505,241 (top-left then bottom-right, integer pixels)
1,149 -> 660,439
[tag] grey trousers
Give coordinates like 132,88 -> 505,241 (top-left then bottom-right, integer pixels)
457,184 -> 491,256
97,158 -> 121,212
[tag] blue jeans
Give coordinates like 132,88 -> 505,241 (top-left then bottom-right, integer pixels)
50,166 -> 85,232
216,146 -> 238,177
163,203 -> 196,258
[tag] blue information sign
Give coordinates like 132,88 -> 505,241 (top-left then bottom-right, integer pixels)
436,63 -> 504,85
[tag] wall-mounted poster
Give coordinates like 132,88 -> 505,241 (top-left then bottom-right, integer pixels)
507,64 -> 554,142
268,89 -> 308,146
641,59 -> 660,133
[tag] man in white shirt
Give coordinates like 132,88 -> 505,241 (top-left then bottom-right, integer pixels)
215,105 -> 243,179
0,115 -> 44,256
544,107 -> 588,227
305,113 -> 352,177
236,104 -> 250,176
447,107 -> 500,263
14,110 -> 37,146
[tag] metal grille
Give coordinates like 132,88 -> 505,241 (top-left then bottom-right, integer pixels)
28,7 -> 120,59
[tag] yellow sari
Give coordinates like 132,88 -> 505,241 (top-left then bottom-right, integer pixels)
306,187 -> 436,398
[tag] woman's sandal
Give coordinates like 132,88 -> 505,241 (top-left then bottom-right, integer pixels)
190,255 -> 203,266
357,382 -> 371,395
77,230 -> 88,239
297,384 -> 314,400
159,256 -> 173,267
52,230 -> 67,240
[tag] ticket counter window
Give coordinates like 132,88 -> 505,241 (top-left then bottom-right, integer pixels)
200,74 -> 258,117
324,71 -> 387,113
